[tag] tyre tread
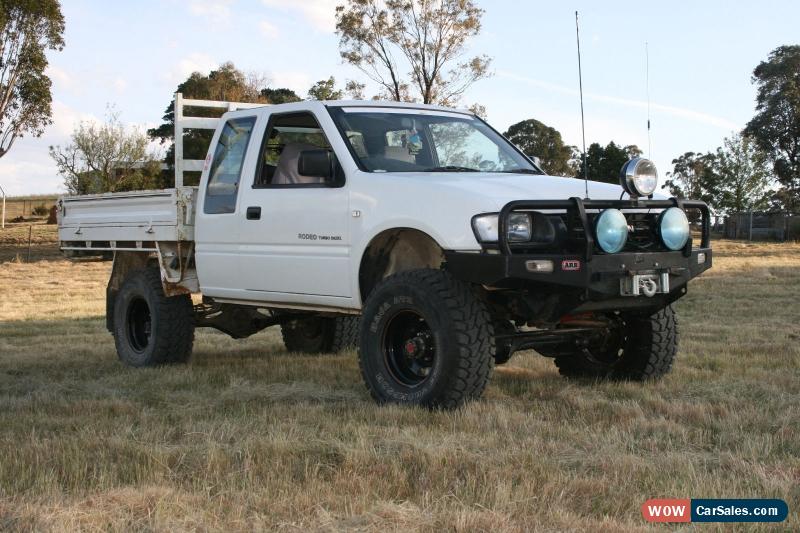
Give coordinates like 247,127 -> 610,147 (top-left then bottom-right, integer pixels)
359,269 -> 494,409
114,267 -> 194,366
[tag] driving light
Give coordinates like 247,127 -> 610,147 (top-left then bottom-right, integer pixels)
595,209 -> 628,253
620,157 -> 658,197
658,207 -> 690,251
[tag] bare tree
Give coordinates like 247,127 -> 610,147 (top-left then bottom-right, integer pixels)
336,0 -> 490,106
50,111 -> 162,195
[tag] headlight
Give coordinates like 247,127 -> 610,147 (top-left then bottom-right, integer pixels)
620,157 -> 658,197
594,209 -> 628,253
658,207 -> 690,250
507,213 -> 531,242
472,213 -> 534,243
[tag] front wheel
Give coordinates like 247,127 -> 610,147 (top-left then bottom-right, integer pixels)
552,305 -> 678,380
359,269 -> 494,409
112,267 -> 194,367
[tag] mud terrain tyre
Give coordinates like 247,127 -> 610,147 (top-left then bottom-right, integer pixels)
280,316 -> 359,354
359,269 -> 494,409
553,305 -> 678,380
113,267 -> 194,367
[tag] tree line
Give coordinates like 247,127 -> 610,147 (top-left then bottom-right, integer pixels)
1,1 -> 799,214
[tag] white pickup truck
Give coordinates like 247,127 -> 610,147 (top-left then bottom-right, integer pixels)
58,94 -> 712,408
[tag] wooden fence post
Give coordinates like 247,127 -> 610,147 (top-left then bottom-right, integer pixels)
27,225 -> 32,262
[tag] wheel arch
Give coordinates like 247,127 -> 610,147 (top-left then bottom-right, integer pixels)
358,227 -> 445,303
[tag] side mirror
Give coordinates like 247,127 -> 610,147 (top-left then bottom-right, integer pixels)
530,155 -> 542,167
298,149 -> 333,182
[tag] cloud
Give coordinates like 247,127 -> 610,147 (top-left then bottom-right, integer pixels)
46,65 -> 72,90
188,0 -> 233,23
259,20 -> 280,40
261,0 -> 338,32
50,100 -> 99,137
496,70 -> 740,131
267,71 -> 312,94
165,53 -> 218,84
0,157 -> 63,196
112,76 -> 128,93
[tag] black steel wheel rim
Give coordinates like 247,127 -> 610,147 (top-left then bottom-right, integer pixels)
381,309 -> 436,387
126,297 -> 152,353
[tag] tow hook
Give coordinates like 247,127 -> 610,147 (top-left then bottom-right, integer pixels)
640,277 -> 657,297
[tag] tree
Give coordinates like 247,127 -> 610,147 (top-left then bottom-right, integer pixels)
662,151 -> 719,208
504,119 -> 574,176
744,45 -> 800,211
714,134 -> 774,214
0,0 -> 64,159
50,111 -> 162,195
307,77 -> 344,100
335,0 -> 491,106
260,87 -> 302,104
148,62 -> 300,186
579,141 -> 642,184
345,79 -> 367,99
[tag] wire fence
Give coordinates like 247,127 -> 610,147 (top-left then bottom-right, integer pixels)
2,197 -> 59,223
0,222 -> 63,263
724,211 -> 800,241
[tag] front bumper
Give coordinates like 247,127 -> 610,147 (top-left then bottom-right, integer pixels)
444,197 -> 713,314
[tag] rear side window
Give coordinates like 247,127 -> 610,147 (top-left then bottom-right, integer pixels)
204,116 -> 256,214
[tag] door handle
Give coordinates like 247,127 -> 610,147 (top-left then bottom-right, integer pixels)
246,206 -> 261,220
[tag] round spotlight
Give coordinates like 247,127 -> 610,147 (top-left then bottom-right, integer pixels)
658,207 -> 690,251
620,157 -> 658,197
595,209 -> 628,253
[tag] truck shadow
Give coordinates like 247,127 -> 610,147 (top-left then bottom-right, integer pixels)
1,315 -> 574,412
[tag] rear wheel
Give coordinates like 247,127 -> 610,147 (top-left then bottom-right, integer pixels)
359,269 -> 494,409
280,316 -> 359,354
551,305 -> 678,380
113,267 -> 194,367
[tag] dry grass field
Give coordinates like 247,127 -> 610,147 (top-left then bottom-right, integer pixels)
0,222 -> 798,531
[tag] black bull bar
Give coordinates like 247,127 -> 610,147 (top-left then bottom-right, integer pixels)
444,197 -> 712,313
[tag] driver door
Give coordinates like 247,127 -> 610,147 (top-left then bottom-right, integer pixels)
235,109 -> 352,306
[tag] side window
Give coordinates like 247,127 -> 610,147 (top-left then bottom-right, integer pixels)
255,112 -> 333,186
204,116 -> 256,214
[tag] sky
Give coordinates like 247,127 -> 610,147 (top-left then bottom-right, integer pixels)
2,0 -> 799,196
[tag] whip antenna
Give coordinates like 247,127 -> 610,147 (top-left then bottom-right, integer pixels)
575,11 -> 589,199
646,41 -> 652,158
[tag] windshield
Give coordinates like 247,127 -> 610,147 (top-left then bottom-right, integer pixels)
328,107 -> 543,174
